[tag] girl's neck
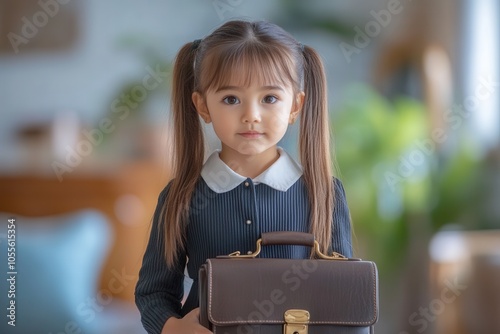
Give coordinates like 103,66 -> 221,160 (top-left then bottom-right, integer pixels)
219,146 -> 280,179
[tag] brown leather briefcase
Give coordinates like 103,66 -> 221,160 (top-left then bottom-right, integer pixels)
199,231 -> 379,334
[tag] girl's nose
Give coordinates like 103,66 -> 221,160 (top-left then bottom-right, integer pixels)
242,103 -> 261,123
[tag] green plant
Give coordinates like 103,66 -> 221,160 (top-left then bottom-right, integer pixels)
332,84 -> 482,273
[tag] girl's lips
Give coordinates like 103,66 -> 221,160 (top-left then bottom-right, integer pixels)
239,131 -> 263,139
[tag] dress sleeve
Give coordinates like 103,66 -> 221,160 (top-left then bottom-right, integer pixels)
135,183 -> 187,334
331,178 -> 353,258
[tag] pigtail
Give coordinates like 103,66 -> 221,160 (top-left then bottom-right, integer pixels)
156,21 -> 344,266
300,45 -> 334,255
161,42 -> 205,267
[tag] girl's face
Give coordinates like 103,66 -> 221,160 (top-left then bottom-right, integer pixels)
193,73 -> 304,168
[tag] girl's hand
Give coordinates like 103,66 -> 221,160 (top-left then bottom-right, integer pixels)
161,308 -> 213,334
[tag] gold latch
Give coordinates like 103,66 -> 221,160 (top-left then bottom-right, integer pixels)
284,309 -> 310,334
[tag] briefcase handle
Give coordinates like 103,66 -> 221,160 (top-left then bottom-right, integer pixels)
228,231 -> 348,260
261,231 -> 315,247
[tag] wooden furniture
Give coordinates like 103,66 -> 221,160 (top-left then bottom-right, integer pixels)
429,230 -> 500,334
0,161 -> 170,303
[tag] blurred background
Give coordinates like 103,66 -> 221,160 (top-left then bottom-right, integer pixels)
0,0 -> 499,333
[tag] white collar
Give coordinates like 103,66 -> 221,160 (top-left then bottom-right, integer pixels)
201,147 -> 303,193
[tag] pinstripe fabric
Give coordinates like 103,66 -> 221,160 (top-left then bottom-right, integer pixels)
135,177 -> 352,334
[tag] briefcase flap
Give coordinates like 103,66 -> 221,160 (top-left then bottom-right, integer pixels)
202,258 -> 378,327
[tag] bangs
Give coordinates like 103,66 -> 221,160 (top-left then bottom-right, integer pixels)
198,42 -> 300,92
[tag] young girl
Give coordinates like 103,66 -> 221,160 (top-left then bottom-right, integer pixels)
135,20 -> 352,334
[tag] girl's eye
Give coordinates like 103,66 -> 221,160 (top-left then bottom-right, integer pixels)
222,96 -> 239,105
262,95 -> 278,104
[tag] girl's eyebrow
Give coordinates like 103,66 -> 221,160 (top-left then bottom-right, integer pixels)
215,85 -> 285,93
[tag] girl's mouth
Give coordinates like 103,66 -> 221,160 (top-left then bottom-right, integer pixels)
239,131 -> 263,139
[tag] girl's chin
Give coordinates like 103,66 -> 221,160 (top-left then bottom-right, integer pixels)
224,145 -> 277,156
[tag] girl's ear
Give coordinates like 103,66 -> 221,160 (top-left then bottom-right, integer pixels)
289,91 -> 305,124
192,92 -> 211,123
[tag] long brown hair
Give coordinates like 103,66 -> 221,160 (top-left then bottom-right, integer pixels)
162,20 -> 336,267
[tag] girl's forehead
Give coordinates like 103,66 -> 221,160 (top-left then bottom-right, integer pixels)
206,62 -> 294,93
213,67 -> 292,90
200,46 -> 299,93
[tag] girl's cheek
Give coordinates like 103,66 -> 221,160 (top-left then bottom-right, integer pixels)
269,114 -> 289,130
268,114 -> 280,127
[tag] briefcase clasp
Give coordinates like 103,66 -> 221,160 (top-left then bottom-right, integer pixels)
284,309 -> 310,334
